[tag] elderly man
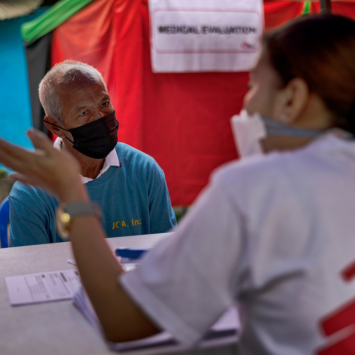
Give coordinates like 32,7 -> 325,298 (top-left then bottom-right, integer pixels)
9,60 -> 176,246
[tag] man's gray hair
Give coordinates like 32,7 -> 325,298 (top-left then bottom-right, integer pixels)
39,60 -> 107,124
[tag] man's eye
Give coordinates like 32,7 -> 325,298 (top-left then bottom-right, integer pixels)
80,111 -> 88,116
102,101 -> 109,108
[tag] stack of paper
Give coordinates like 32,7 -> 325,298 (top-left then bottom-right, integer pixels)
6,270 -> 82,306
74,287 -> 239,354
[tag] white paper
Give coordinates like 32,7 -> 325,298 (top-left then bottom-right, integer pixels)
149,0 -> 264,72
6,270 -> 82,306
74,287 -> 239,354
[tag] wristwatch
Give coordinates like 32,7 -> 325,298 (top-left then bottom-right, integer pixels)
55,201 -> 102,239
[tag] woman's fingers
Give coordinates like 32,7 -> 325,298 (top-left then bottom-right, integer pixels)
0,135 -> 51,176
0,132 -> 81,199
0,138 -> 34,172
9,173 -> 35,186
27,130 -> 55,155
0,138 -> 27,159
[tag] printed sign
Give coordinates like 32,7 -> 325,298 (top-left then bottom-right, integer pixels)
149,0 -> 264,72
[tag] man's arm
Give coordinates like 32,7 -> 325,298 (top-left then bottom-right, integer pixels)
0,131 -> 159,342
148,166 -> 177,233
9,187 -> 51,246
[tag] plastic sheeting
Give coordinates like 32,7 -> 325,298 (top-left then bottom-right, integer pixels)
21,0 -> 92,43
25,32 -> 52,135
0,7 -> 48,154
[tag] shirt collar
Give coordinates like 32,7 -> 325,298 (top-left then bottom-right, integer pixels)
53,137 -> 121,184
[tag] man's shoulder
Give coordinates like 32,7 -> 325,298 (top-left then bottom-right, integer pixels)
10,181 -> 56,205
116,143 -> 160,171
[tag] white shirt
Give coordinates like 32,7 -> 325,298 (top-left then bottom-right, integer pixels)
53,137 -> 121,183
121,133 -> 355,354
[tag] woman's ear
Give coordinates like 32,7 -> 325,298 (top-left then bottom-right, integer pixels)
44,116 -> 66,138
279,78 -> 309,124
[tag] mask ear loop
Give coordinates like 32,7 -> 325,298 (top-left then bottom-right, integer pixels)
44,120 -> 74,144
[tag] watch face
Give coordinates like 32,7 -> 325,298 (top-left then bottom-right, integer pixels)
55,202 -> 102,240
55,204 -> 71,239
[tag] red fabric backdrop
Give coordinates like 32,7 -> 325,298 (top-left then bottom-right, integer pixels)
311,1 -> 355,17
51,0 -> 355,206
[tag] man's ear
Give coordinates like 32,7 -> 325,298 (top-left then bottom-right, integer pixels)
279,78 -> 309,124
44,116 -> 66,138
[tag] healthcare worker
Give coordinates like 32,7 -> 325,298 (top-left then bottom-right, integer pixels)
1,14 -> 355,355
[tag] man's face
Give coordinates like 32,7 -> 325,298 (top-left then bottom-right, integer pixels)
58,80 -> 114,130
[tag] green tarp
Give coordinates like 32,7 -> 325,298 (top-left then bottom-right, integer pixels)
303,1 -> 311,14
21,0 -> 92,43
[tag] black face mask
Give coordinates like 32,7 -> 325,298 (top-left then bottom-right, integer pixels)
45,110 -> 119,159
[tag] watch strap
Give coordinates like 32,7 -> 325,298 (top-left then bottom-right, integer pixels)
64,201 -> 102,220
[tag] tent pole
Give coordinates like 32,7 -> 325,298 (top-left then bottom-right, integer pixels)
319,0 -> 331,13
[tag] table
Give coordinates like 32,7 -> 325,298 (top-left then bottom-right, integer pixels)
0,234 -> 238,355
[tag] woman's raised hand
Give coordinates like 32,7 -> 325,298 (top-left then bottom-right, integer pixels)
0,130 -> 86,202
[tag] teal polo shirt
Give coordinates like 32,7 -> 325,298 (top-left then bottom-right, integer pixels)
9,143 -> 176,246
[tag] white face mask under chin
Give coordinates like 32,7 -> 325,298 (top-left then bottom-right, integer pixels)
230,110 -> 266,158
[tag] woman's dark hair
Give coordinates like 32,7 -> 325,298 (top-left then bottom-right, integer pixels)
264,14 -> 355,134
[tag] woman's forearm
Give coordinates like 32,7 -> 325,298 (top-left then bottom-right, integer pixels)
64,185 -> 159,342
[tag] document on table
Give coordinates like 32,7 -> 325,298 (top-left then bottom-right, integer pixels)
6,270 -> 82,306
74,287 -> 240,354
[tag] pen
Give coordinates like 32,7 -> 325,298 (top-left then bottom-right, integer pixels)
115,248 -> 148,260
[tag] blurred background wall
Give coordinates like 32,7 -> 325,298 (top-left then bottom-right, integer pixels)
1,0 -> 354,208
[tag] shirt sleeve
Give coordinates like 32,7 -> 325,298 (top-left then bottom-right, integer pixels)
147,165 -> 177,233
9,185 -> 52,247
120,178 -> 247,347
